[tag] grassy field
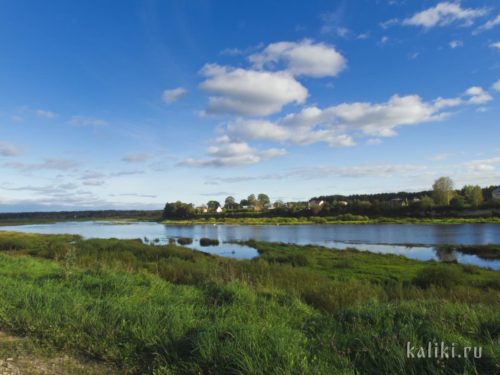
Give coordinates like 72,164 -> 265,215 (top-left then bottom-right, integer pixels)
161,215 -> 500,226
0,232 -> 498,374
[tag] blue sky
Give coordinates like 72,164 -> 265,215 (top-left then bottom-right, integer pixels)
0,0 -> 499,211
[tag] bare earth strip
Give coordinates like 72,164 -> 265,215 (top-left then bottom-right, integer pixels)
0,331 -> 118,375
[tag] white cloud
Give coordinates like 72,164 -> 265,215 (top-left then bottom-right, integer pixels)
288,164 -> 427,179
68,116 -> 108,127
0,141 -> 23,157
379,36 -> 390,45
249,40 -> 346,78
464,86 -> 492,104
431,153 -> 454,161
35,109 -> 58,119
182,138 -> 286,167
200,64 -> 307,116
122,153 -> 150,163
474,14 -> 500,33
162,87 -> 187,103
224,86 -> 492,147
380,18 -> 399,29
463,157 -> 500,172
366,138 -> 382,145
82,180 -> 105,186
449,40 -> 463,48
490,42 -> 500,50
3,158 -> 78,171
492,79 -> 500,92
402,2 -> 487,28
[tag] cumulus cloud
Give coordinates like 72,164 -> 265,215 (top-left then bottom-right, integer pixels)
463,157 -> 500,172
474,14 -> 500,34
449,40 -> 463,48
181,138 -> 286,167
200,64 -> 307,116
464,86 -> 492,104
223,86 -> 493,147
490,42 -> 500,50
249,40 -> 346,77
122,153 -> 150,163
0,141 -> 23,157
401,2 -> 487,28
492,79 -> 500,92
226,95 -> 440,146
162,87 -> 187,103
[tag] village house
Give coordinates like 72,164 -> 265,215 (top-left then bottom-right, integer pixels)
308,199 -> 325,209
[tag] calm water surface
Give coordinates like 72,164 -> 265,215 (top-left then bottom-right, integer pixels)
1,221 -> 499,269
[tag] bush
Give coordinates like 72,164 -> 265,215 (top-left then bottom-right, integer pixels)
412,265 -> 462,289
200,238 -> 220,246
177,237 -> 193,245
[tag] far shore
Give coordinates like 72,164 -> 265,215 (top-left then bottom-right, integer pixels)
1,215 -> 500,227
161,216 -> 500,225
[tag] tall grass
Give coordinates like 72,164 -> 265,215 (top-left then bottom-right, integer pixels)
0,232 -> 498,374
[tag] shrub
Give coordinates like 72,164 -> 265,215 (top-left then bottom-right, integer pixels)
177,237 -> 193,245
200,238 -> 220,246
412,265 -> 462,289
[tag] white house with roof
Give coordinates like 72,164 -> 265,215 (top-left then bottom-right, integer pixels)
308,199 -> 325,208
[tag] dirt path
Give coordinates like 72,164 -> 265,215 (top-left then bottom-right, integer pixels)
0,331 -> 118,375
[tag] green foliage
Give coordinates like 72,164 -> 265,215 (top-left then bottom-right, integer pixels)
463,185 -> 484,207
177,237 -> 193,245
257,193 -> 270,206
450,195 -> 466,209
432,176 -> 454,206
206,200 -> 221,211
162,201 -> 195,219
0,233 -> 499,374
199,238 -> 220,246
412,265 -> 462,289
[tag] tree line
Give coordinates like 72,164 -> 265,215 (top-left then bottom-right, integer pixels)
162,178 -> 499,219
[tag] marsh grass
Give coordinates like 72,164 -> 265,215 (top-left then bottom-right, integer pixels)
0,232 -> 498,374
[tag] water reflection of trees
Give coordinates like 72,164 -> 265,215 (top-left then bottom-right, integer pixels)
434,247 -> 458,263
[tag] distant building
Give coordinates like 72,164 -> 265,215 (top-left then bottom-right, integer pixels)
308,199 -> 325,208
390,198 -> 408,207
215,206 -> 223,213
338,201 -> 348,206
493,187 -> 500,201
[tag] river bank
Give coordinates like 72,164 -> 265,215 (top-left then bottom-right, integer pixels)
0,232 -> 498,374
161,216 -> 500,225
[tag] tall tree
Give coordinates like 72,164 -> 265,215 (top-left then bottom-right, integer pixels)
224,196 -> 238,209
207,200 -> 221,211
247,194 -> 257,207
257,193 -> 270,206
463,185 -> 483,208
162,201 -> 194,219
432,177 -> 454,206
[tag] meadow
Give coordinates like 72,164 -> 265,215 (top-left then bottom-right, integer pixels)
0,231 -> 498,374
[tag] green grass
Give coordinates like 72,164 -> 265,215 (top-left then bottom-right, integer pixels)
0,232 -> 499,374
162,215 -> 500,225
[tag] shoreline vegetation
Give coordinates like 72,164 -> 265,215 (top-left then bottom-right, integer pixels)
161,215 -> 500,225
1,214 -> 500,227
0,232 -> 498,374
0,179 -> 498,227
